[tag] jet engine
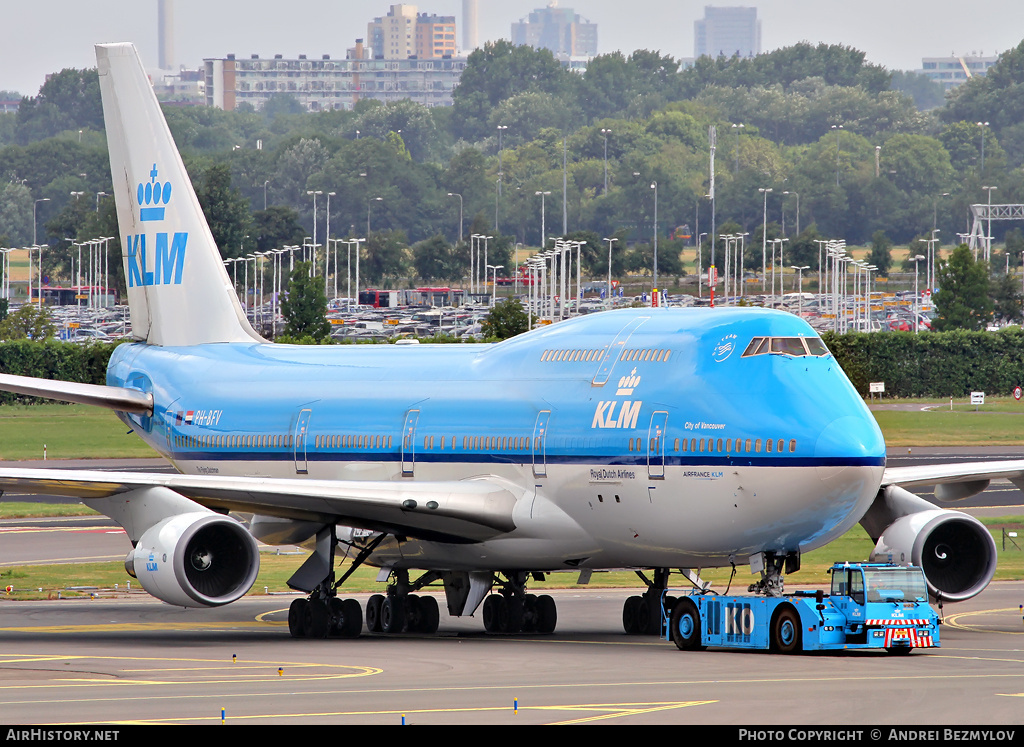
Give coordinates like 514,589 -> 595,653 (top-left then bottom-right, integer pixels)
125,511 -> 260,608
869,508 -> 997,602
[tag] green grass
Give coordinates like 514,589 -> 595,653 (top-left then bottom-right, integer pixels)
0,404 -> 159,460
0,502 -> 101,518
873,410 -> 1024,446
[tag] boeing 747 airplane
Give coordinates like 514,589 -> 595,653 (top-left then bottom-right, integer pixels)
0,44 -> 1015,640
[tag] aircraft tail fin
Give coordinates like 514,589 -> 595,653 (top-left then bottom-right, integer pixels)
96,43 -> 263,346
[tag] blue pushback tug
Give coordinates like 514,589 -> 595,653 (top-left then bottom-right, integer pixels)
667,563 -> 940,654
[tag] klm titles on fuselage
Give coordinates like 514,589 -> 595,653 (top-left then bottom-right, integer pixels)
127,164 -> 187,287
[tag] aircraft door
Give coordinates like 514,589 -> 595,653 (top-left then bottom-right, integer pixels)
401,409 -> 420,476
293,408 -> 312,474
647,411 -> 668,480
532,410 -> 551,478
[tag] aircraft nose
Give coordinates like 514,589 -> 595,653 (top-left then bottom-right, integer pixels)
814,414 -> 885,462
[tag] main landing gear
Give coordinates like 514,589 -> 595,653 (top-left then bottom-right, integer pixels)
622,568 -> 676,636
286,526 -> 386,640
481,572 -> 557,634
364,569 -> 442,635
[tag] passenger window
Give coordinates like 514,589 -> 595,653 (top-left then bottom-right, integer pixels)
778,439 -> 784,453
755,439 -> 761,453
766,438 -> 773,453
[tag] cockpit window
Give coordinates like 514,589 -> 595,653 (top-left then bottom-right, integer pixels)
770,337 -> 808,356
804,338 -> 830,356
741,336 -> 831,358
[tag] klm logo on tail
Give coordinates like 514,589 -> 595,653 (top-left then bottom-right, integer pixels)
126,164 -> 187,287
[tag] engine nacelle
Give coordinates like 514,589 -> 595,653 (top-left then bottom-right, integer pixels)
125,512 -> 260,608
869,509 -> 997,602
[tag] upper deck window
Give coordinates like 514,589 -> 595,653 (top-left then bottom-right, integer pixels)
742,336 -> 830,358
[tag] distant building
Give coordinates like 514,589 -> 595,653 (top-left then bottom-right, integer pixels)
153,67 -> 205,105
204,48 -> 467,112
0,98 -> 19,113
694,6 -> 761,59
918,54 -> 998,91
367,4 -> 457,60
511,3 -> 597,58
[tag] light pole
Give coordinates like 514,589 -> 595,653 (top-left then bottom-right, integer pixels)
535,191 -> 551,250
792,265 -> 809,315
496,125 -> 507,196
95,192 -> 107,212
447,192 -> 463,244
831,124 -> 844,186
33,198 -> 50,247
263,180 -> 270,210
759,188 -> 772,292
307,190 -> 322,263
469,234 -> 480,295
911,254 -> 925,333
783,191 -> 799,236
487,264 -> 503,306
978,121 -> 990,174
604,237 -> 617,309
650,181 -> 658,296
600,128 -> 611,194
324,191 -> 335,293
983,185 -> 997,263
367,195 -> 382,238
731,122 -> 744,173
352,237 -> 366,309
482,235 -> 493,299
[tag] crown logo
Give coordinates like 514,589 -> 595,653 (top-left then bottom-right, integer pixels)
137,163 -> 172,222
616,367 -> 641,396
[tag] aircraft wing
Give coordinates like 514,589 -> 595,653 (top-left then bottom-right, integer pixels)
881,460 -> 1024,502
0,468 -> 519,543
0,374 -> 153,415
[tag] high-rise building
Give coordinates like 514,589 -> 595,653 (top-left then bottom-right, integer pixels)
694,6 -> 761,59
204,51 -> 467,112
367,4 -> 457,60
917,54 -> 998,91
511,3 -> 597,58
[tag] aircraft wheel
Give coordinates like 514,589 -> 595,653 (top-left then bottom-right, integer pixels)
303,599 -> 330,639
637,598 -> 653,634
329,597 -> 362,638
670,598 -> 704,651
505,596 -> 525,634
771,606 -> 802,654
288,598 -> 307,638
405,594 -> 423,632
622,595 -> 642,635
521,594 -> 539,633
381,596 -> 406,634
365,594 -> 385,633
482,594 -> 507,633
536,594 -> 557,634
418,595 -> 440,634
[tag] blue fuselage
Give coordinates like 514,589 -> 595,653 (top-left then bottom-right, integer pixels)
106,308 -> 886,571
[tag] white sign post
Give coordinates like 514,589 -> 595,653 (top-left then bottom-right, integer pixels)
971,391 -> 985,411
869,381 -> 884,403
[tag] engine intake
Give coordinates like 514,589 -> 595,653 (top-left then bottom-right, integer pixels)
869,509 -> 997,602
126,512 -> 260,608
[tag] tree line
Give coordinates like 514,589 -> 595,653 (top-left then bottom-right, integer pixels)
1,39 -> 1023,298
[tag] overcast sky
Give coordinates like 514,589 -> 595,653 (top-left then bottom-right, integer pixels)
1,1 -> 1021,96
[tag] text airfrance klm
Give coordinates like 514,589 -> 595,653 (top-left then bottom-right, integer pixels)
592,400 -> 642,429
125,232 -> 187,287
